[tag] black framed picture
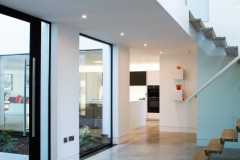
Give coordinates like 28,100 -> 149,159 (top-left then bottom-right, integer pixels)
4,74 -> 12,91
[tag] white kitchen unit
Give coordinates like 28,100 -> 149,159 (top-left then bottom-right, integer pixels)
129,100 -> 146,130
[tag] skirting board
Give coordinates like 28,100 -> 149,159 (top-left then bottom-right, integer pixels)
112,134 -> 129,144
160,126 -> 196,133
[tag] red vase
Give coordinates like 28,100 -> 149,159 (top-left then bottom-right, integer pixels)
176,86 -> 181,90
177,66 -> 180,69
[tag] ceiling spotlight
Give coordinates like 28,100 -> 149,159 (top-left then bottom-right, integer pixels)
237,6 -> 239,9
82,15 -> 87,18
160,52 -> 162,53
120,33 -> 124,36
144,44 -> 147,47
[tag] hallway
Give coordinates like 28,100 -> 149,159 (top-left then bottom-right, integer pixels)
85,121 -> 189,160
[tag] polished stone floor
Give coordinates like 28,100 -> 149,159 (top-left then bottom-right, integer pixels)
85,121 -> 190,160
85,121 -> 240,160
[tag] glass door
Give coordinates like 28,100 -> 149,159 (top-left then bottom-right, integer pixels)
0,6 -> 50,160
0,13 -> 31,159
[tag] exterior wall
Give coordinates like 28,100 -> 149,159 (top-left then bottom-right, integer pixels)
51,23 -> 79,160
112,45 -> 130,144
159,54 -> 197,132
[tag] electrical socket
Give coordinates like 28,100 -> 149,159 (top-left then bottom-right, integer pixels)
64,137 -> 68,143
69,135 -> 74,141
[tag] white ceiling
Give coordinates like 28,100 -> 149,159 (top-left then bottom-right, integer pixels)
0,0 -> 197,65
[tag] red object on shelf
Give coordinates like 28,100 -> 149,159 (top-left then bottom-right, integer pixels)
176,86 -> 181,90
177,66 -> 180,69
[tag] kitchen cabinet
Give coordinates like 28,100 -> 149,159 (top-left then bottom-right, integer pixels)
130,71 -> 146,86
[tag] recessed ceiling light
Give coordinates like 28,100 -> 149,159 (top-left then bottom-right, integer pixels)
82,15 -> 87,18
144,44 -> 147,47
237,6 -> 239,9
160,52 -> 162,53
142,58 -> 144,60
93,61 -> 102,63
120,33 -> 124,36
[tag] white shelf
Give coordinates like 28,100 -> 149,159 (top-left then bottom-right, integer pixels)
172,90 -> 183,101
173,69 -> 183,80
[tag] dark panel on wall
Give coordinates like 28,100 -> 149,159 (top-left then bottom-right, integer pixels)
130,72 -> 137,85
130,71 -> 146,86
136,72 -> 146,85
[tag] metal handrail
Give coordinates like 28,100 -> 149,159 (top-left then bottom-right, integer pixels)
186,55 -> 240,107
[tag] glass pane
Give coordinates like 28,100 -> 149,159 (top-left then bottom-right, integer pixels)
79,36 -> 112,156
0,14 -> 30,55
0,13 -> 30,159
188,62 -> 240,159
40,21 -> 50,160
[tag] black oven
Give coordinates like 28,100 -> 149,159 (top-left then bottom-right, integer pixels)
147,85 -> 159,113
148,86 -> 159,98
148,98 -> 159,113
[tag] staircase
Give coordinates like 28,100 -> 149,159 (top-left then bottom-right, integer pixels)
192,119 -> 240,160
189,12 -> 239,58
189,11 -> 240,160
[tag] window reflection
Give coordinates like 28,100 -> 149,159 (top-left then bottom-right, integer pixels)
79,36 -> 111,156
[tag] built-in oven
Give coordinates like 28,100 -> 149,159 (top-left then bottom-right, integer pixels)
148,86 -> 159,98
147,85 -> 159,113
148,98 -> 159,113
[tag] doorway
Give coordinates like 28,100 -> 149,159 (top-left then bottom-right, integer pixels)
0,5 -> 50,160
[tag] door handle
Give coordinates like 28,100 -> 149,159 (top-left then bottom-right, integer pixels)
32,58 -> 36,137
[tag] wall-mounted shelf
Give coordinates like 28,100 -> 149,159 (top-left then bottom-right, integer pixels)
172,90 -> 183,101
173,69 -> 183,80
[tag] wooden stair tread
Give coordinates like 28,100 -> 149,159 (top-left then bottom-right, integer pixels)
192,148 -> 210,160
189,18 -> 205,32
224,46 -> 238,56
212,37 -> 227,47
220,129 -> 238,143
237,119 -> 240,131
205,139 -> 224,155
202,28 -> 216,39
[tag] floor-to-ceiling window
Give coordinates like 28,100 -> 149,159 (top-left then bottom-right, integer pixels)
0,13 -> 31,158
79,35 -> 112,156
0,5 -> 51,160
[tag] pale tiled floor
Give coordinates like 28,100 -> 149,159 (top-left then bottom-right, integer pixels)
85,121 -> 240,160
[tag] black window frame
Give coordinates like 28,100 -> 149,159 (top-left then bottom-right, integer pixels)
79,33 -> 114,158
0,4 -> 51,160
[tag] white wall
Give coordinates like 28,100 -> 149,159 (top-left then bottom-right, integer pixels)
157,0 -> 190,34
187,0 -> 209,21
130,64 -> 159,71
51,23 -> 79,160
205,0 -> 240,47
112,45 -> 130,144
160,54 -> 197,132
147,71 -> 159,86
